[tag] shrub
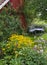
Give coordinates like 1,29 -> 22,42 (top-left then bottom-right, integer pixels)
0,7 -> 23,41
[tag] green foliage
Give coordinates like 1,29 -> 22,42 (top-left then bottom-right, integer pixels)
10,58 -> 21,65
9,47 -> 47,65
0,37 -> 47,65
39,33 -> 47,40
0,39 -> 47,65
0,60 -> 7,65
32,18 -> 47,25
0,7 -> 23,41
23,0 -> 47,24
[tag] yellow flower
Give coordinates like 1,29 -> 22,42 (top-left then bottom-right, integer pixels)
2,48 -> 5,51
8,34 -> 34,48
18,44 -> 21,48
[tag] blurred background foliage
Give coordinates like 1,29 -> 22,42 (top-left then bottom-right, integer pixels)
23,0 -> 47,21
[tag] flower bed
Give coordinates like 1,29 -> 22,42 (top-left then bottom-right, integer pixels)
0,34 -> 47,65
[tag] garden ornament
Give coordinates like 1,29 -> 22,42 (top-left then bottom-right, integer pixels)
28,25 -> 44,35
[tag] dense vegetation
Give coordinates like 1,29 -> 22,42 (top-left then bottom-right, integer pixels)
0,0 -> 47,65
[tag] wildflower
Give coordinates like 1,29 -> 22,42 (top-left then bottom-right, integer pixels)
8,34 -> 34,48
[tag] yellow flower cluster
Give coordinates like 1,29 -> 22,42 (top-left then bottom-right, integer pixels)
8,34 -> 34,48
